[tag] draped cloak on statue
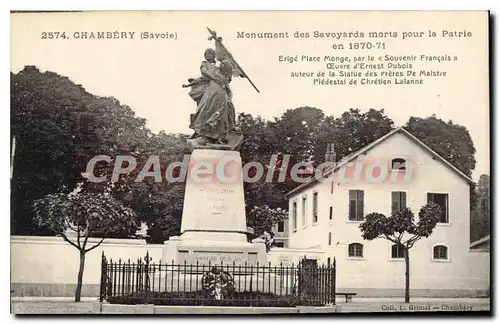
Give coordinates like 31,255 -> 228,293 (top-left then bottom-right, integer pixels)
188,60 -> 236,143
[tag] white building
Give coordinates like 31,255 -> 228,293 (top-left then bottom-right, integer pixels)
272,219 -> 289,248
285,127 -> 489,297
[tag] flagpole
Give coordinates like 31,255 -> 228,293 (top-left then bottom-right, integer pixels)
207,27 -> 260,93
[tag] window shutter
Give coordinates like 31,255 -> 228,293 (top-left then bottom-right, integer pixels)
391,192 -> 400,214
292,202 -> 297,229
349,190 -> 356,220
357,191 -> 364,220
443,195 -> 449,223
313,192 -> 318,222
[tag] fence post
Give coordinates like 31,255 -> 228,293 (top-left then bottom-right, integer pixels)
333,257 -> 336,305
297,260 -> 302,301
99,252 -> 107,302
144,251 -> 150,304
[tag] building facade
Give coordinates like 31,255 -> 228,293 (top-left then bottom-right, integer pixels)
272,219 -> 289,248
285,128 -> 489,297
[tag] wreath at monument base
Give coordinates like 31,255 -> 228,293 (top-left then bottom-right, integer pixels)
201,266 -> 235,300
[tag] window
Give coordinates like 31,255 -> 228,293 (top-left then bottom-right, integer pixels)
348,243 -> 363,258
433,245 -> 448,260
292,201 -> 297,230
329,206 -> 333,220
328,232 -> 332,245
327,257 -> 331,266
391,191 -> 407,214
277,221 -> 284,233
391,244 -> 406,259
348,190 -> 364,221
275,242 -> 285,248
391,158 -> 406,170
302,196 -> 307,227
427,193 -> 449,223
312,192 -> 318,223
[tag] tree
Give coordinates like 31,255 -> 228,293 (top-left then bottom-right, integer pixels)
238,108 -> 396,228
144,182 -> 186,243
238,113 -> 288,216
471,174 -> 490,242
404,116 -> 476,177
477,174 -> 491,222
404,116 -> 477,211
272,106 -> 325,164
359,203 -> 442,303
247,205 -> 287,238
314,108 -> 395,164
108,132 -> 188,243
11,66 -> 150,235
32,192 -> 138,302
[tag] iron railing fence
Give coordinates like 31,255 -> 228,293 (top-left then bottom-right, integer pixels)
100,252 -> 336,307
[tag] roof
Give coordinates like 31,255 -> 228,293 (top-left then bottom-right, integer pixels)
286,127 -> 474,197
470,235 -> 490,249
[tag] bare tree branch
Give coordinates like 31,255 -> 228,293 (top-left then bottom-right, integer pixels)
65,219 -> 79,233
85,237 -> 106,253
404,235 -> 422,248
410,235 -> 421,244
44,221 -> 80,251
408,237 -> 421,249
76,225 -> 81,249
82,230 -> 90,251
384,234 -> 399,244
60,232 -> 81,250
84,229 -> 110,253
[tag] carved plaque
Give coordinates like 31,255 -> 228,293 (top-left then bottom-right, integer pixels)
192,252 -> 246,266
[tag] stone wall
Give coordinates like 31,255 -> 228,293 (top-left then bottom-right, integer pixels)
11,235 -> 163,297
11,236 -> 325,297
11,236 -> 489,298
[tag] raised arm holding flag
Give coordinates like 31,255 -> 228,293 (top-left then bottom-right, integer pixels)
207,27 -> 260,93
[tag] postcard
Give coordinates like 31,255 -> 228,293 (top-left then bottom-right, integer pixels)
10,11 -> 490,314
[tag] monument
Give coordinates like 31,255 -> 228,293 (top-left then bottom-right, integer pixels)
162,28 -> 266,266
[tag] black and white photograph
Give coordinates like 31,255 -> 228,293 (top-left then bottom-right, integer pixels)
9,10 -> 491,315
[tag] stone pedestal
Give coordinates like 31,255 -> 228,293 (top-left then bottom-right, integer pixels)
163,149 -> 267,266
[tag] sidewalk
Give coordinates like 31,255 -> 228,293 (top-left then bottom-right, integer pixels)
11,299 -> 95,314
11,296 -> 97,302
339,297 -> 490,313
11,296 -> 491,314
346,297 -> 490,303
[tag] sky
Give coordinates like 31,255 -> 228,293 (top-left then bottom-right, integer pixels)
10,11 -> 490,180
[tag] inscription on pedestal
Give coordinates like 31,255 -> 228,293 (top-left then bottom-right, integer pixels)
200,187 -> 236,215
206,198 -> 227,215
200,188 -> 235,195
196,254 -> 219,263
176,251 -> 254,266
195,252 -> 244,265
